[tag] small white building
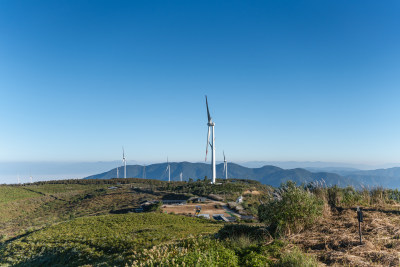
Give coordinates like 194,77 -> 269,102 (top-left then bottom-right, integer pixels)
236,195 -> 243,203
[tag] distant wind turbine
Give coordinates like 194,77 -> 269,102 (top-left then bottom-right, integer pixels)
205,95 -> 216,184
223,151 -> 228,179
122,147 -> 126,178
180,172 -> 183,182
116,166 -> 119,179
165,157 -> 171,182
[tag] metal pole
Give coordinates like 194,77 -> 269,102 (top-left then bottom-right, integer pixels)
357,206 -> 363,245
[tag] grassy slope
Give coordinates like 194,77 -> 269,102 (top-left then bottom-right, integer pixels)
0,180 -> 273,266
0,187 -> 42,203
0,183 -> 162,240
0,213 -> 223,266
0,179 -> 269,239
3,179 -> 399,266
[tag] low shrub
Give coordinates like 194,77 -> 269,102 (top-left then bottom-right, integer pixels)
327,185 -> 342,208
217,224 -> 270,242
341,186 -> 363,206
275,247 -> 318,267
129,237 -> 239,266
241,250 -> 271,266
258,181 -> 323,236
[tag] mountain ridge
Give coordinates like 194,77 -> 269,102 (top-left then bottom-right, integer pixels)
84,162 -> 364,188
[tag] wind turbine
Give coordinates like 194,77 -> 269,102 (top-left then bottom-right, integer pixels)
116,166 -> 119,178
165,157 -> 171,182
180,172 -> 183,182
223,151 -> 228,179
122,147 -> 126,178
205,96 -> 216,184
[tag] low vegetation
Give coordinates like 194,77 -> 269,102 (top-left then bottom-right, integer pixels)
1,178 -> 400,266
0,186 -> 42,203
259,181 -> 324,236
0,213 -> 222,266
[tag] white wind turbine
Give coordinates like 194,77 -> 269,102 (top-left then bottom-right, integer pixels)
165,158 -> 171,182
223,151 -> 228,179
205,95 -> 216,184
116,166 -> 119,178
180,172 -> 183,182
122,147 -> 126,178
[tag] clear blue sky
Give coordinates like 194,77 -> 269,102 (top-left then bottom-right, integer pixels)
1,0 -> 400,165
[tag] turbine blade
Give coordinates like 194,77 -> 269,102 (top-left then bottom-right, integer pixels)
205,127 -> 210,161
205,95 -> 211,123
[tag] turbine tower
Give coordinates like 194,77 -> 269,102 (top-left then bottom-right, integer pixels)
122,147 -> 126,178
180,172 -> 183,182
116,166 -> 119,178
205,95 -> 216,184
165,157 -> 171,182
223,151 -> 228,179
143,165 -> 146,179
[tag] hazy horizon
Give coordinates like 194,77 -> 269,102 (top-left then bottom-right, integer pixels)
2,160 -> 400,184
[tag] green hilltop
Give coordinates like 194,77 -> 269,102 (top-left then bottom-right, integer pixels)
1,178 -> 400,266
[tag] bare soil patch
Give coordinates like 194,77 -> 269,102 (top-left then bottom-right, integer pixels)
162,201 -> 231,217
243,190 -> 261,195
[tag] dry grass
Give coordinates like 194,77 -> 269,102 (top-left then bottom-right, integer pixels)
290,206 -> 400,266
243,189 -> 261,195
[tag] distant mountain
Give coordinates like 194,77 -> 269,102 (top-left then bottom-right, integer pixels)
343,167 -> 400,188
304,167 -> 400,188
240,161 -> 400,170
304,167 -> 362,176
84,162 -> 361,188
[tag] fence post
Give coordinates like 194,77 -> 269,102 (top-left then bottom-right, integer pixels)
357,206 -> 363,245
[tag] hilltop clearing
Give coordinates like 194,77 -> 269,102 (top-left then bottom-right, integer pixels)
0,178 -> 268,240
1,178 -> 400,266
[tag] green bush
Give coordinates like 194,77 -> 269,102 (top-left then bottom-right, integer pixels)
217,224 -> 270,242
258,181 -> 323,236
341,186 -> 363,206
241,250 -> 271,266
388,189 -> 400,203
130,237 -> 240,266
275,247 -> 318,267
327,185 -> 342,207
